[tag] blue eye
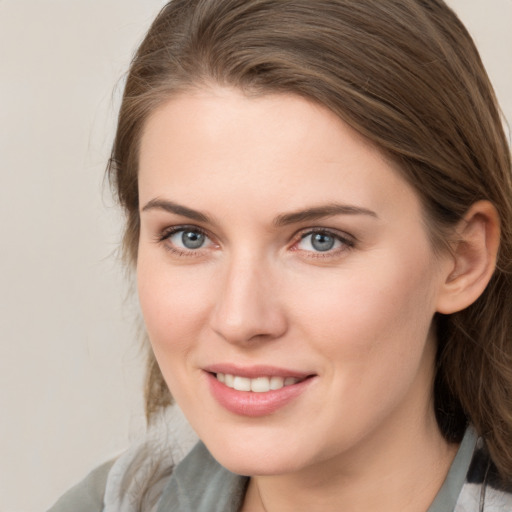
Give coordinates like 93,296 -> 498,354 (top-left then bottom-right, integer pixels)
167,228 -> 211,250
297,231 -> 347,253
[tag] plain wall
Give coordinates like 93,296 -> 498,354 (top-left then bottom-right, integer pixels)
0,1 -> 510,511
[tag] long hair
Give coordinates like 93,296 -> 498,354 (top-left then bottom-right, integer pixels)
108,0 -> 512,480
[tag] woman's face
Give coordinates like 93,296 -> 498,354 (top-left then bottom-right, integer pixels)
137,87 -> 451,476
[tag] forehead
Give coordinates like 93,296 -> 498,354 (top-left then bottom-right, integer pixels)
138,87 -> 419,223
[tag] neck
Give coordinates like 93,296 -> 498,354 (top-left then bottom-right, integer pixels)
242,407 -> 458,512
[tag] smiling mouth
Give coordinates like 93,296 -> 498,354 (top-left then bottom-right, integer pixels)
214,373 -> 309,392
206,369 -> 316,416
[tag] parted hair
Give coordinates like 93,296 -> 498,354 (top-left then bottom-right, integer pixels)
108,0 -> 512,480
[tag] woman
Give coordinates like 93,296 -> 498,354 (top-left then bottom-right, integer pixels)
50,0 -> 512,510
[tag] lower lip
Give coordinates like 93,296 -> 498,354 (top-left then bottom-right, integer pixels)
206,372 -> 314,417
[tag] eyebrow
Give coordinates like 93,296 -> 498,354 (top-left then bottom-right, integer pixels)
273,203 -> 378,226
141,198 -> 378,225
142,198 -> 212,223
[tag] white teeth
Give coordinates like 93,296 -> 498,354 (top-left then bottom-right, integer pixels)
216,373 -> 302,392
270,376 -> 284,390
251,377 -> 270,393
233,376 -> 251,391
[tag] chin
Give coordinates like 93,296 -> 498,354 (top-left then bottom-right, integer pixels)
211,447 -> 303,477
199,427 -> 319,477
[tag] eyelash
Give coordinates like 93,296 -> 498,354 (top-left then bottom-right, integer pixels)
156,225 -> 214,257
155,225 -> 355,259
294,229 -> 355,258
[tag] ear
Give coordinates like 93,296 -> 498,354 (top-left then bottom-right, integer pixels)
436,200 -> 500,314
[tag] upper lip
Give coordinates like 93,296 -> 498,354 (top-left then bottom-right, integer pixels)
203,363 -> 314,379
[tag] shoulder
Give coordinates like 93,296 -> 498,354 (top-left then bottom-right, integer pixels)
47,459 -> 115,512
456,437 -> 512,512
157,441 -> 248,512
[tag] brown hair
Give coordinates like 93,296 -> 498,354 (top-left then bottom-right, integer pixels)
108,0 -> 512,479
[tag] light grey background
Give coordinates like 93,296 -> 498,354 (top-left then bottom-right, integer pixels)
0,1 -> 510,511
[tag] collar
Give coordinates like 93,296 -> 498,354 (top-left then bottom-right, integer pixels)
156,441 -> 248,512
157,426 -> 512,512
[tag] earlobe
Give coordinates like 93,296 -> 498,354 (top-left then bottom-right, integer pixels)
436,200 -> 500,315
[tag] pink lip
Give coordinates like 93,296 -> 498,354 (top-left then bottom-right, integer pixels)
203,365 -> 316,417
203,363 -> 311,379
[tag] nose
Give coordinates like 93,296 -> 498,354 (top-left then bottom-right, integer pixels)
209,254 -> 288,345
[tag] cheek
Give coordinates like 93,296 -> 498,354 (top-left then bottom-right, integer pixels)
295,254 -> 440,441
290,247 -> 440,374
136,255 -> 213,357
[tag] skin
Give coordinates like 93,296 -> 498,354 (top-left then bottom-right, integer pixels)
136,87 -> 462,511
